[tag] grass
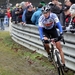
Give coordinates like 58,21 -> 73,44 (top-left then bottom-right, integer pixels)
0,31 -> 74,75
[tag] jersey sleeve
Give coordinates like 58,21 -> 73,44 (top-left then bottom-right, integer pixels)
52,13 -> 63,33
52,13 -> 59,23
38,15 -> 44,40
38,15 -> 44,27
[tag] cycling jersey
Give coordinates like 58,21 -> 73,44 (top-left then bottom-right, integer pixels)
38,13 -> 63,40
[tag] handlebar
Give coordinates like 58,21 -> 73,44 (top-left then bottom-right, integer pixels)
54,36 -> 65,44
44,36 -> 65,44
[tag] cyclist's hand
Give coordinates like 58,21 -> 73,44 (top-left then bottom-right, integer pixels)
42,37 -> 48,41
42,37 -> 49,43
60,33 -> 65,44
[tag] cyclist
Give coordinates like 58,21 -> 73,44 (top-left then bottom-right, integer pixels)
38,5 -> 67,71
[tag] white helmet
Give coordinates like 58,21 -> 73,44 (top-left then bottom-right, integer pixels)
69,4 -> 75,15
42,5 -> 51,13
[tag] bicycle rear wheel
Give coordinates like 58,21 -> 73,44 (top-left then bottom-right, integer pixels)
55,50 -> 64,75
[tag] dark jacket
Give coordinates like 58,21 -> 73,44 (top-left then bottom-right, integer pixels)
25,10 -> 34,24
0,11 -> 5,18
11,9 -> 16,21
49,3 -> 62,14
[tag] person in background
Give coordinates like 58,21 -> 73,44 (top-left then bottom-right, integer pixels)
69,4 -> 75,29
14,3 -> 20,24
61,0 -> 72,30
48,0 -> 65,31
48,0 -> 62,14
17,6 -> 23,23
57,2 -> 65,27
6,8 -> 11,26
40,0 -> 46,6
22,1 -> 32,24
11,3 -> 19,24
31,4 -> 43,26
6,8 -> 11,19
0,9 -> 5,30
25,5 -> 34,24
64,0 -> 72,7
63,5 -> 71,30
20,1 -> 26,11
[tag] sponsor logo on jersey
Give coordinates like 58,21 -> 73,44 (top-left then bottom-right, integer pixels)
43,19 -> 54,27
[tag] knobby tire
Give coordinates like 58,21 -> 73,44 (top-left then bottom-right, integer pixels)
55,50 -> 64,75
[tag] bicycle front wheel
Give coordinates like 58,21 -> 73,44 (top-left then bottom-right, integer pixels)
55,50 -> 64,75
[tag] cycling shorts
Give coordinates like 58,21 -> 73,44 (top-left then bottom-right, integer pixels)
43,25 -> 59,39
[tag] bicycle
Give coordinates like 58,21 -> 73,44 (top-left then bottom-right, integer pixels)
48,36 -> 65,75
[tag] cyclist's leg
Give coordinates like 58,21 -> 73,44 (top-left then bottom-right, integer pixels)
56,42 -> 68,72
54,37 -> 65,65
55,50 -> 65,75
43,37 -> 50,52
42,29 -> 52,61
50,26 -> 66,65
56,41 -> 65,64
43,37 -> 53,61
50,26 -> 65,65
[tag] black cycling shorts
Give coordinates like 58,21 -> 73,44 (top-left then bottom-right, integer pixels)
43,26 -> 59,39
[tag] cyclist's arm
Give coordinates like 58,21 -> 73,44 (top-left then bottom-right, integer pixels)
53,14 -> 63,33
38,16 -> 44,40
38,27 -> 44,40
56,22 -> 63,33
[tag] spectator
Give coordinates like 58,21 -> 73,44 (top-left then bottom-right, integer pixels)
69,4 -> 75,29
20,1 -> 26,10
62,0 -> 72,30
0,9 -> 5,30
6,8 -> 11,26
11,3 -> 20,24
48,0 -> 64,28
57,2 -> 65,26
22,1 -> 32,23
11,7 -> 16,23
25,5 -> 34,24
63,5 -> 71,30
40,0 -> 46,6
64,0 -> 72,7
3,13 -> 9,26
31,4 -> 43,26
14,3 -> 20,24
17,6 -> 23,23
48,0 -> 63,17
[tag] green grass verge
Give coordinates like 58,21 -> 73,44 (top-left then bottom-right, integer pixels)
0,31 -> 74,75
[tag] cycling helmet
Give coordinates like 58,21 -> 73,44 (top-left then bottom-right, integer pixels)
42,5 -> 51,13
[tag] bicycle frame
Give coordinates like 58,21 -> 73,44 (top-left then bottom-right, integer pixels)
49,39 -> 61,63
49,38 -> 64,75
